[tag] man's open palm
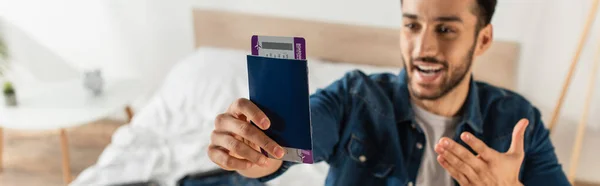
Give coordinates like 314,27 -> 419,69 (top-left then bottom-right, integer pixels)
434,119 -> 530,186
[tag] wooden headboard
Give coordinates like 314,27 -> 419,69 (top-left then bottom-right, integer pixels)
192,9 -> 520,90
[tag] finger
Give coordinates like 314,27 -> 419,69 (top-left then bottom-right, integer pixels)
437,155 -> 470,185
228,98 -> 271,129
460,132 -> 500,161
437,138 -> 488,174
208,145 -> 253,170
211,132 -> 269,167
508,119 -> 529,156
436,149 -> 483,185
215,114 -> 285,158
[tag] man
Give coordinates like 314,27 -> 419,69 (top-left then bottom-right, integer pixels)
208,0 -> 570,185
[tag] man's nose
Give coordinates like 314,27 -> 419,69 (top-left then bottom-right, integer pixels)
414,31 -> 439,58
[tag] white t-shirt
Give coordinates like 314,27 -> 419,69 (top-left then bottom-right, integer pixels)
411,102 -> 460,186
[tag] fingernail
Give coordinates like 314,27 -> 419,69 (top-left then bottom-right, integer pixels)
440,159 -> 447,166
275,146 -> 285,158
464,134 -> 471,141
261,118 -> 270,128
434,145 -> 441,152
246,162 -> 252,168
259,156 -> 269,166
443,139 -> 450,147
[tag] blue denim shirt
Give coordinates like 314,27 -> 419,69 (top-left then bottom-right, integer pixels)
259,69 -> 570,186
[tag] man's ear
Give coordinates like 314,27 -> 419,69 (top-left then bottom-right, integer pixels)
474,24 -> 493,56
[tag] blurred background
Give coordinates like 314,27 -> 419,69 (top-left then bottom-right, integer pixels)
0,0 -> 598,185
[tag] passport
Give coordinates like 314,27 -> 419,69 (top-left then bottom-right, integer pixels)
246,55 -> 314,164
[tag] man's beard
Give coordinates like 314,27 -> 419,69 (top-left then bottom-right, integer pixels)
404,43 -> 476,100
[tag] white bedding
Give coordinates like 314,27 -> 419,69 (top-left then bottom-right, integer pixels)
71,47 -> 401,186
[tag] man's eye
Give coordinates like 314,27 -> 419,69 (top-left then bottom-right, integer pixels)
405,23 -> 418,29
437,26 -> 453,33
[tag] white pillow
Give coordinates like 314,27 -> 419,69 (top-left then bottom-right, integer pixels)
308,58 -> 401,93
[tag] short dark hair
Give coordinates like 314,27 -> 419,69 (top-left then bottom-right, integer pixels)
401,0 -> 497,29
472,0 -> 497,29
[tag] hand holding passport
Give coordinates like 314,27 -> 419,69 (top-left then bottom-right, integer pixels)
248,35 -> 314,164
207,35 -> 313,174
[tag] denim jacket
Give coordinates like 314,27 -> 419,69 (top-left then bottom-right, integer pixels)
259,69 -> 570,186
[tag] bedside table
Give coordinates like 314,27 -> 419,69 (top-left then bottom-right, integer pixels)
0,78 -> 146,184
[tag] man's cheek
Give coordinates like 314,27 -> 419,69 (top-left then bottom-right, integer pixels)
400,52 -> 411,69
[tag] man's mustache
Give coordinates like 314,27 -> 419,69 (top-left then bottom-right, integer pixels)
412,56 -> 443,64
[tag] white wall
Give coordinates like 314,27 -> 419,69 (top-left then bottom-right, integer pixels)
104,0 -> 195,87
0,0 -> 195,90
195,0 -> 402,29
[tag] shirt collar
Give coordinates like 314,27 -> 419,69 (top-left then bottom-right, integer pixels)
394,69 -> 484,134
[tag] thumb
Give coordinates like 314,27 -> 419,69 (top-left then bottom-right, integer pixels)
508,119 -> 529,155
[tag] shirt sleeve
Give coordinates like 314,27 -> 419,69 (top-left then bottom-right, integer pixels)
521,107 -> 570,185
258,72 -> 354,182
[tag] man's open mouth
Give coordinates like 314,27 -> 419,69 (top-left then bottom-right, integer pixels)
415,65 -> 443,75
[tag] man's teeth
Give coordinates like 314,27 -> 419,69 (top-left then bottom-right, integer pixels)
416,65 -> 442,73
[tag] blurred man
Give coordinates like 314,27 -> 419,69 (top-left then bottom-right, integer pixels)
207,0 -> 570,185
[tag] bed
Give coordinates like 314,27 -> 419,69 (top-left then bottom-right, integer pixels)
70,9 -> 520,186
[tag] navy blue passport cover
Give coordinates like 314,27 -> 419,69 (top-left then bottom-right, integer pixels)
246,55 -> 313,163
